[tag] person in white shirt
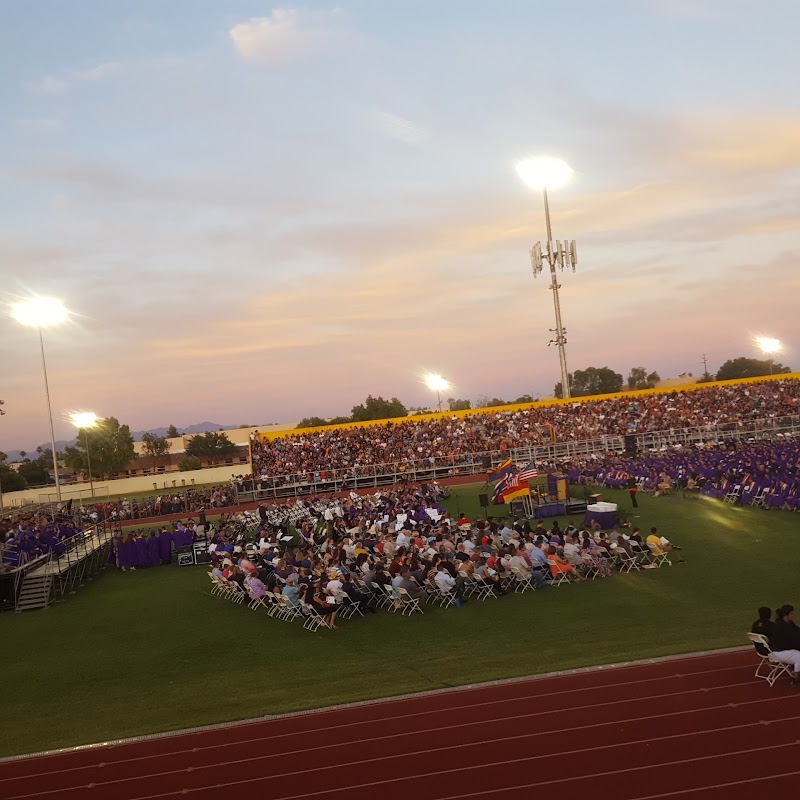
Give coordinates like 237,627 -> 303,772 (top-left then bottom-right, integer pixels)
395,529 -> 411,548
563,535 -> 582,566
434,565 -> 456,594
325,573 -> 343,597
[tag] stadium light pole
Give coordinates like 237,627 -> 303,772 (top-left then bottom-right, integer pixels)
11,297 -> 70,503
424,373 -> 450,412
755,336 -> 782,375
516,156 -> 577,399
69,412 -> 100,499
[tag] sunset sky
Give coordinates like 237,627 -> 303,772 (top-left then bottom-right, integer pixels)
2,0 -> 799,450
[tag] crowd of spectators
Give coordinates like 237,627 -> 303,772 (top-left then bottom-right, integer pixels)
249,379 -> 800,482
207,483 -> 677,628
77,485 -> 238,524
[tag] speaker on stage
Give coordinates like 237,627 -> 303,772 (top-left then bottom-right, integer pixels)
478,493 -> 489,509
624,434 -> 638,457
481,455 -> 492,470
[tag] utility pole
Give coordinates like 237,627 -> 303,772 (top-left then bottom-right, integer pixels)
702,353 -> 710,380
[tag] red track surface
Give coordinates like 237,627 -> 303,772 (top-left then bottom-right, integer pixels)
2,648 -> 798,800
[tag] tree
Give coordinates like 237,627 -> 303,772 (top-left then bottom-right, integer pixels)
448,398 -> 471,411
178,456 -> 202,471
141,433 -> 172,471
16,448 -> 53,486
19,451 -> 26,460
0,465 -> 27,491
716,357 -> 791,381
0,399 -> 4,415
627,367 -> 661,391
184,431 -> 238,464
514,394 -> 535,404
63,416 -> 137,479
166,424 -> 181,439
555,367 -> 624,399
296,416 -> 332,429
0,451 -> 6,464
350,395 -> 408,422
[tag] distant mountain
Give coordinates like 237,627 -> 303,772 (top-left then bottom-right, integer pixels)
2,422 -> 237,463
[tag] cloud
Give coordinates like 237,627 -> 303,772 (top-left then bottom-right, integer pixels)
229,8 -> 341,65
25,61 -> 121,94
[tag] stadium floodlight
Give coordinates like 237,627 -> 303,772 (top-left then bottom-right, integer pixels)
755,336 -> 781,355
517,157 -> 578,399
69,411 -> 100,499
755,336 -> 782,375
516,157 -> 574,191
423,373 -> 450,412
11,296 -> 71,502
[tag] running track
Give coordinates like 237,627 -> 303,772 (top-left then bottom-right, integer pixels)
1,648 -> 797,800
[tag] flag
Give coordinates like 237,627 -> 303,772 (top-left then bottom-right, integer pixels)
492,474 -> 510,504
501,485 -> 531,503
518,463 -> 538,481
487,457 -> 514,483
495,471 -> 531,504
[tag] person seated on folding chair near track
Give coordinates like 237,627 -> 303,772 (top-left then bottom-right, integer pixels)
750,607 -> 776,657
770,605 -> 800,686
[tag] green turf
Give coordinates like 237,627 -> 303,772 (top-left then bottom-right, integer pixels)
2,484 -> 797,757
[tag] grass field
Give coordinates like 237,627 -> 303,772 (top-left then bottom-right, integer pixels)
2,483 -> 798,758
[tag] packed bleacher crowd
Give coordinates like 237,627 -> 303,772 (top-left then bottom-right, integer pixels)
77,485 -> 238,524
564,438 -> 800,512
248,379 -> 800,483
206,483 -> 680,629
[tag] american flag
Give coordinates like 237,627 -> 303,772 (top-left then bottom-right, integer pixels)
518,463 -> 538,481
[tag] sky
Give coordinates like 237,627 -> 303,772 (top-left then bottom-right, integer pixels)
1,0 -> 799,450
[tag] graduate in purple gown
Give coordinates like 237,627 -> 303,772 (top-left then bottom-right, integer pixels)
120,534 -> 137,570
147,530 -> 161,566
134,533 -> 149,567
158,528 -> 173,565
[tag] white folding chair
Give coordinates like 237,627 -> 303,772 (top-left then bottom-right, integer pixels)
724,484 -> 741,504
247,592 -> 269,611
511,569 -> 534,593
227,582 -> 247,604
471,574 -> 497,600
300,601 -> 329,632
436,586 -> 458,608
647,544 -> 671,568
747,633 -> 795,686
546,560 -> 569,587
397,587 -> 424,615
615,550 -> 640,573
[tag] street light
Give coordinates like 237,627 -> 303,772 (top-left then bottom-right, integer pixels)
517,156 -> 578,399
11,297 -> 70,502
755,336 -> 782,375
69,412 -> 100,499
423,373 -> 450,412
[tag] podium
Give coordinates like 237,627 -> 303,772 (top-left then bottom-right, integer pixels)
547,474 -> 568,501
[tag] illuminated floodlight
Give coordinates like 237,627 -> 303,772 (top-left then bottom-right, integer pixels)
69,411 -> 100,429
755,336 -> 782,355
11,297 -> 70,328
516,156 -> 574,191
423,373 -> 450,392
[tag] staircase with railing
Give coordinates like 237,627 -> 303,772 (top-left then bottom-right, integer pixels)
1,522 -> 114,613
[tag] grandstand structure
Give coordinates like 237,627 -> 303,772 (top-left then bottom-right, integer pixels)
235,375 -> 800,502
